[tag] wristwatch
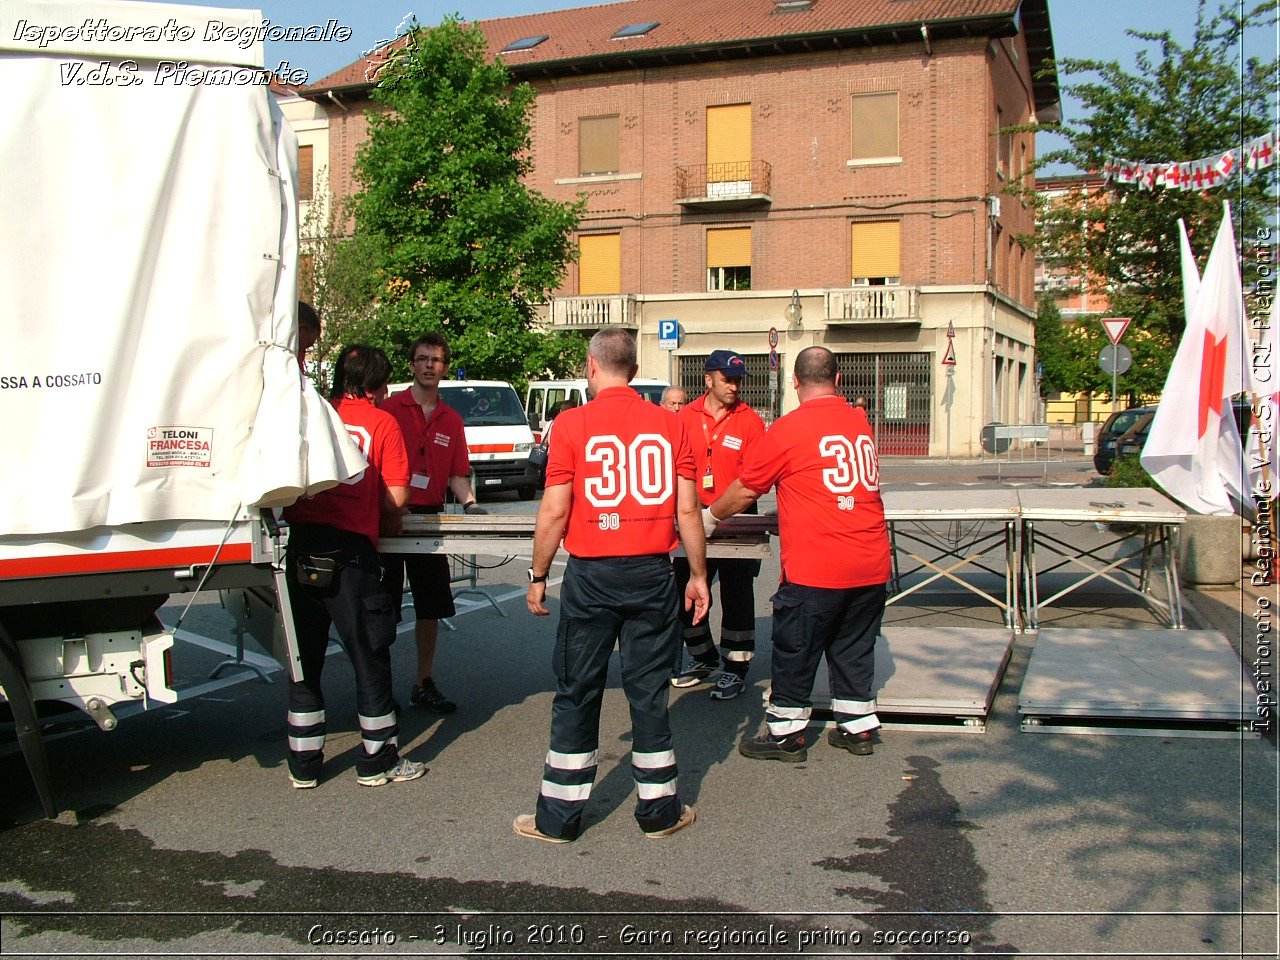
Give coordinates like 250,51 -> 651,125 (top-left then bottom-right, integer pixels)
527,568 -> 548,584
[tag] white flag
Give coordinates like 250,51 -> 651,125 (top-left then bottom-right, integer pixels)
1142,203 -> 1249,515
1178,219 -> 1200,312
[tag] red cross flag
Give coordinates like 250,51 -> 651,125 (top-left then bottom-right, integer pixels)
1141,203 -> 1251,515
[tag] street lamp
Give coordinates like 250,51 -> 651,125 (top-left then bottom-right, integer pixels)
784,289 -> 802,329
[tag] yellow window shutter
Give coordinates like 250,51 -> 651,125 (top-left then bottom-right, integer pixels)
850,221 -> 901,280
706,227 -> 752,268
706,104 -> 751,182
851,92 -> 898,160
579,115 -> 619,176
578,234 -> 621,295
298,144 -> 314,201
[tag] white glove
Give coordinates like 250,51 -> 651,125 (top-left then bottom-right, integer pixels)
702,506 -> 720,539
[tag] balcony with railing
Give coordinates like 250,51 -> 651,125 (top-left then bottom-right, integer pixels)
824,286 -> 920,325
674,160 -> 772,210
546,294 -> 638,330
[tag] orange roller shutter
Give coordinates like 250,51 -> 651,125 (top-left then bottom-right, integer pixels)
578,234 -> 621,295
707,104 -> 751,183
851,221 -> 900,280
706,227 -> 751,268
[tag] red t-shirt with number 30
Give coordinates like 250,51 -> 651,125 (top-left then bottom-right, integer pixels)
738,395 -> 890,589
545,385 -> 696,558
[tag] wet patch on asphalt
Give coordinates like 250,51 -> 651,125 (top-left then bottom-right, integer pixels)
814,755 -> 1019,955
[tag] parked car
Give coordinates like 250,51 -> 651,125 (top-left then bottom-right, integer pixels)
1093,400 -> 1254,475
1093,406 -> 1156,475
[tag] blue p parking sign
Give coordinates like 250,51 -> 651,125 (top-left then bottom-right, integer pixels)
658,319 -> 679,350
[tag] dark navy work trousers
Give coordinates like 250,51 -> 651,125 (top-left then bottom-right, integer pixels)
535,554 -> 683,839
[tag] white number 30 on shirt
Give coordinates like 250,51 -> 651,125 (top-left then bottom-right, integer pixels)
819,434 -> 879,493
584,434 -> 674,507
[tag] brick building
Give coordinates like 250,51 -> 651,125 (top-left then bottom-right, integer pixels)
303,0 -> 1060,456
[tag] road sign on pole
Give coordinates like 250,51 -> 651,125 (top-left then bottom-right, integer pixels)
658,319 -> 680,350
1100,317 -> 1131,345
941,340 -> 956,367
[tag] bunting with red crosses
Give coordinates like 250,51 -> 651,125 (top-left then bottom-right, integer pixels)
1105,129 -> 1277,191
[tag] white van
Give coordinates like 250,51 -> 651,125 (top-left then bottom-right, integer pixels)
390,380 -> 540,501
525,378 -> 669,441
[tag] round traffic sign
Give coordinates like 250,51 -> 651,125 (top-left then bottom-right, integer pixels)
768,350 -> 779,371
1098,344 -> 1132,375
768,327 -> 779,348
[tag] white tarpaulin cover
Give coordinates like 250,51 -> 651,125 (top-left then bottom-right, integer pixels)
0,0 -> 363,538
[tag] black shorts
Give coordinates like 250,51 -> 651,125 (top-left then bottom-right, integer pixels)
382,506 -> 456,621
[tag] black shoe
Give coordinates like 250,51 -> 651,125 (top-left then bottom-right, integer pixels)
828,728 -> 874,756
738,731 -> 808,762
410,679 -> 457,714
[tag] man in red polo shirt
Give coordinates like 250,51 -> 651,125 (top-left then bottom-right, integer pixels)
282,344 -> 424,788
670,350 -> 766,701
707,346 -> 891,762
381,333 -> 484,714
516,328 -> 710,843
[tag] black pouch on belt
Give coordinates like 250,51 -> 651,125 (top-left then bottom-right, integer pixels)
295,553 -> 341,589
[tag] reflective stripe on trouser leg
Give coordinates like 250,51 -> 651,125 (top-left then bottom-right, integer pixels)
764,581 -> 830,738
286,707 -> 325,778
765,700 -> 811,738
719,627 -> 755,678
831,698 -> 880,734
541,748 -> 599,809
359,710 -> 398,755
824,583 -> 886,735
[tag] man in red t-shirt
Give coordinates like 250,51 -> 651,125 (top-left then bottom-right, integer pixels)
381,333 -> 483,714
515,329 -> 710,843
282,345 -> 424,788
707,346 -> 891,762
671,350 -> 767,701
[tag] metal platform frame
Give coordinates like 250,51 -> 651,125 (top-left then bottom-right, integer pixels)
882,490 -> 1020,630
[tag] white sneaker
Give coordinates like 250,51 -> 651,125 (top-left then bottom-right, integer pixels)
357,758 -> 426,787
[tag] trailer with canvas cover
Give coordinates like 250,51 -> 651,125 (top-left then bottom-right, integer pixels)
0,0 -> 363,817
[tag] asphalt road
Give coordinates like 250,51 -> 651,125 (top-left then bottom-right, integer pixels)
2,455 -> 1276,958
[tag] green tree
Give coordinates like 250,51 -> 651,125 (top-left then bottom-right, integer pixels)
298,174 -> 387,393
1022,0 -> 1276,388
351,17 -> 586,387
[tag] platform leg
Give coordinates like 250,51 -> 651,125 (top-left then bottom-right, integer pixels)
0,625 -> 58,819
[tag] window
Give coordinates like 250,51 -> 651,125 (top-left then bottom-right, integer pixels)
501,35 -> 548,52
578,115 -> 619,176
850,92 -> 898,162
996,106 -> 1011,177
707,227 -> 751,291
706,104 -> 751,186
850,221 -> 900,285
578,234 -> 621,295
298,144 -> 314,201
612,22 -> 659,38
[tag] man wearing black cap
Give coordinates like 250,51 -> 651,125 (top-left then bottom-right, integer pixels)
670,349 -> 766,700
